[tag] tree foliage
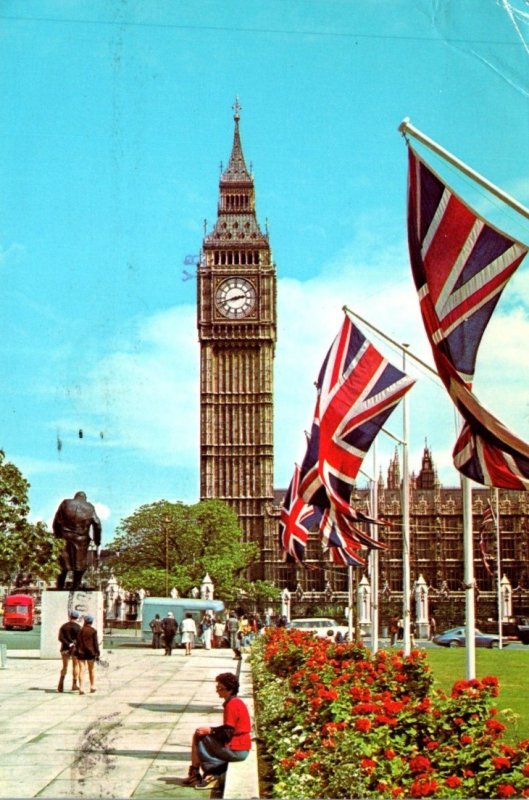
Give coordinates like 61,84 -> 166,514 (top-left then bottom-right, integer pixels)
105,498 -> 271,602
0,450 -> 61,586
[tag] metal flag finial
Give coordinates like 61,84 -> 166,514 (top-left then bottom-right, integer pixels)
233,96 -> 241,121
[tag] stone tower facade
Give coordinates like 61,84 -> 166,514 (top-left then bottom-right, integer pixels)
197,101 -> 277,579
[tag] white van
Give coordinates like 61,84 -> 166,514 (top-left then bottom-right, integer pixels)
141,597 -> 225,646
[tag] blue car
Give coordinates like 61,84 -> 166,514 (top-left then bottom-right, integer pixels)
432,626 -> 507,649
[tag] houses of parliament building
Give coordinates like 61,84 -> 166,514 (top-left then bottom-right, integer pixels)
197,102 -> 529,616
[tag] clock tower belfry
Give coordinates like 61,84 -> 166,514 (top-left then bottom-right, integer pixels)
197,100 -> 277,580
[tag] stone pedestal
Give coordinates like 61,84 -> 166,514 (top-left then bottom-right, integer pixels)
40,589 -> 104,659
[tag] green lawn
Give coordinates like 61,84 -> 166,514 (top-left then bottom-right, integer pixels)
424,647 -> 529,743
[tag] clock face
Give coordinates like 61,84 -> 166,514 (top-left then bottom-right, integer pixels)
215,277 -> 257,319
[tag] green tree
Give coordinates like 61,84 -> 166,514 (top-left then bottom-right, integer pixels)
0,449 -> 61,586
106,498 -> 263,601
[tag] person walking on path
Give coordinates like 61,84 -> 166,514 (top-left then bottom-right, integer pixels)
226,611 -> 241,660
183,672 -> 252,790
57,610 -> 81,692
149,613 -> 164,649
181,612 -> 197,656
213,617 -> 226,648
201,613 -> 213,650
76,614 -> 100,694
162,611 -> 177,655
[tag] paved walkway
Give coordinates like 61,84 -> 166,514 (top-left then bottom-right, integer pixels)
0,643 -> 256,799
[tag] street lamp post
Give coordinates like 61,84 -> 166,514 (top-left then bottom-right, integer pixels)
164,517 -> 170,597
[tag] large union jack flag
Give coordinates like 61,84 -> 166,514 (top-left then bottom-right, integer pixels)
279,463 -> 321,562
406,145 -> 529,488
299,314 -> 415,513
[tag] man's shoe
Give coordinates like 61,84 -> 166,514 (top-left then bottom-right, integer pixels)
57,677 -> 64,693
194,775 -> 220,790
182,767 -> 201,786
72,683 -> 79,691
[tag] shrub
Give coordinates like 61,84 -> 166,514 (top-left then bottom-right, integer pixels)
250,628 -> 529,798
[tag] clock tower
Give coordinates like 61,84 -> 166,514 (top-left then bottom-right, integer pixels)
197,100 -> 277,580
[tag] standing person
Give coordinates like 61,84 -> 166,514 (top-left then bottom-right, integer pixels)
226,611 -> 241,660
213,617 -> 226,648
180,612 -> 197,656
389,616 -> 399,646
162,611 -> 177,656
149,613 -> 164,649
429,614 -> 437,641
57,610 -> 81,692
201,613 -> 213,651
76,614 -> 100,694
183,672 -> 252,789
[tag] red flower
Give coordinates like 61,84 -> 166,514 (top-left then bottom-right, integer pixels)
445,776 -> 462,789
486,718 -> 507,735
460,734 -> 473,745
361,757 -> 377,772
355,717 -> 372,732
497,784 -> 517,797
410,778 -> 438,797
384,749 -> 396,759
425,741 -> 439,751
492,756 -> 511,770
522,763 -> 529,777
409,755 -> 433,775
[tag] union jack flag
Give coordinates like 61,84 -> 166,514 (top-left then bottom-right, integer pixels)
406,145 -> 529,488
279,463 -> 321,562
299,314 -> 415,514
320,509 -> 368,567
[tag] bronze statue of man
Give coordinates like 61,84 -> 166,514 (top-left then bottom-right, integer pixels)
53,491 -> 102,591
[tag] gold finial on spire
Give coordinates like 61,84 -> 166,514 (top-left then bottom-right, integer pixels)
233,96 -> 241,121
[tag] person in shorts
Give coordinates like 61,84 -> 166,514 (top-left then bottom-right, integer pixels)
57,610 -> 81,692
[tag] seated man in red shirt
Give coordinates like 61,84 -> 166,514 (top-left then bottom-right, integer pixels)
183,672 -> 252,790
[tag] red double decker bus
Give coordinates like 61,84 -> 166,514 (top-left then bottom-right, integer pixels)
3,594 -> 34,630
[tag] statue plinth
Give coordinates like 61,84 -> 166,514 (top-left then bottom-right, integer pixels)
40,589 -> 104,659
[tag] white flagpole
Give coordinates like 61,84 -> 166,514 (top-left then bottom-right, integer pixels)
462,475 -> 476,679
494,488 -> 503,649
399,118 -> 529,224
348,566 -> 354,641
402,345 -> 412,657
370,446 -> 379,654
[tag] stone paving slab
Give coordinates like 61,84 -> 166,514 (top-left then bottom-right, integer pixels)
0,646 -> 255,799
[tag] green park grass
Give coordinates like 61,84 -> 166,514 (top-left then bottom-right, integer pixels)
424,646 -> 529,743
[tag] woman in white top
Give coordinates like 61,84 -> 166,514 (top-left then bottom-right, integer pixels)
180,613 -> 198,656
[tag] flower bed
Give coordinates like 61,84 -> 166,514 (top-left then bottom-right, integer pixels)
250,628 -> 529,798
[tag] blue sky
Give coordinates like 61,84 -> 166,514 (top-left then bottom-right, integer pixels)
2,0 -> 529,545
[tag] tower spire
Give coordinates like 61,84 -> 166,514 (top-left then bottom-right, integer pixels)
221,97 -> 252,185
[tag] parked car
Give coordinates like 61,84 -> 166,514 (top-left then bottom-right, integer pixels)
286,617 -> 350,640
432,626 -> 508,649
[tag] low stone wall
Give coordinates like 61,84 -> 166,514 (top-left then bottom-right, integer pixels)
223,656 -> 260,799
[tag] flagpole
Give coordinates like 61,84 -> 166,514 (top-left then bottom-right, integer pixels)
463,475 -> 476,679
348,566 -> 354,641
402,345 -> 412,657
399,118 -> 529,224
344,305 -> 438,378
370,445 -> 379,654
494,488 -> 503,649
